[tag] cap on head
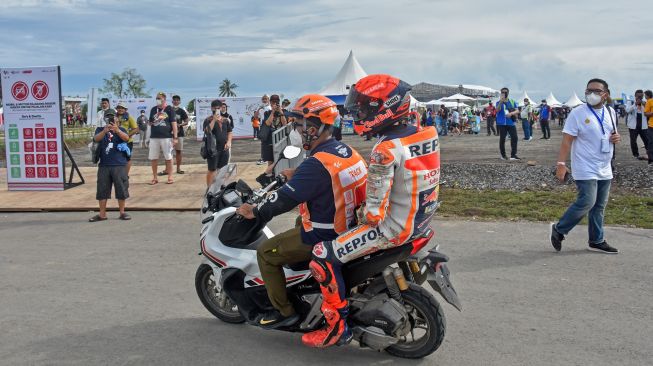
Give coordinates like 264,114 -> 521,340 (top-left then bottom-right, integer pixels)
157,92 -> 166,99
104,108 -> 117,116
116,101 -> 128,110
270,94 -> 281,104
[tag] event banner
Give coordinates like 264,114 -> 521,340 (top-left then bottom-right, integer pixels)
1,66 -> 65,191
195,97 -> 264,141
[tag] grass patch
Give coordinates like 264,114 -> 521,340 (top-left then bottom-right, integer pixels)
439,188 -> 653,229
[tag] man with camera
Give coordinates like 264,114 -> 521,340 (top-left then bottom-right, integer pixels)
203,100 -> 232,187
89,109 -> 131,222
115,102 -> 138,176
495,87 -> 520,160
260,94 -> 288,174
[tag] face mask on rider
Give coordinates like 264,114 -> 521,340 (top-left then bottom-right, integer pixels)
156,99 -> 163,107
585,93 -> 603,107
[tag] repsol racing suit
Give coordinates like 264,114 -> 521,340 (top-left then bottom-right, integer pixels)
303,125 -> 440,347
254,138 -> 367,319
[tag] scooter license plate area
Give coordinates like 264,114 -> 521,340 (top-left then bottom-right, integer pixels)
427,264 -> 462,311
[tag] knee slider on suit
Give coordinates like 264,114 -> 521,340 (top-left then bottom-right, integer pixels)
309,241 -> 333,285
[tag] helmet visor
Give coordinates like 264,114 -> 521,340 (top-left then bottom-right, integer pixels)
344,87 -> 379,122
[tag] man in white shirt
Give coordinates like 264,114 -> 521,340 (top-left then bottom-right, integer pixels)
550,78 -> 621,254
624,89 -> 649,160
520,99 -> 534,141
96,98 -> 111,127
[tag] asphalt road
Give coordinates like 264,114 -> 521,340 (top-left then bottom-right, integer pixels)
0,212 -> 651,366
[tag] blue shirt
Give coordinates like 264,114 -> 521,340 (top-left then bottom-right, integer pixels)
539,105 -> 551,120
94,127 -> 128,166
280,138 -> 354,244
495,99 -> 517,126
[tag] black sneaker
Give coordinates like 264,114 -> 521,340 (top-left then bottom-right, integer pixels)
510,156 -> 521,161
588,241 -> 619,254
550,223 -> 564,252
257,309 -> 299,329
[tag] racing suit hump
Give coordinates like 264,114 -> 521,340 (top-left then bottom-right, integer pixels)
365,125 -> 440,245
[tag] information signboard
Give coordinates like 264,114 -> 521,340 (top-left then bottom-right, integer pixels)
1,66 -> 65,190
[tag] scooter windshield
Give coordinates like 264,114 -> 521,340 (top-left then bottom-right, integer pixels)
208,163 -> 238,195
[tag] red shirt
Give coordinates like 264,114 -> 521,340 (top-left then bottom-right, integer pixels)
484,105 -> 497,117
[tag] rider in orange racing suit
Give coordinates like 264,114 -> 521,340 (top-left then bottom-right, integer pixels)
303,74 -> 441,348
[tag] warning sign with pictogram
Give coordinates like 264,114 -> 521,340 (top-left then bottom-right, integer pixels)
1,66 -> 65,190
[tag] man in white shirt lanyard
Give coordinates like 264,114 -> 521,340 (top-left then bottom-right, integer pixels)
624,89 -> 649,160
550,78 -> 622,254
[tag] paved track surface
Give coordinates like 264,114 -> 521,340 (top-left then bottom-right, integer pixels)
1,212 -> 651,365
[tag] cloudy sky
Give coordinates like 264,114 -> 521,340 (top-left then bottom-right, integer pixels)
0,0 -> 650,102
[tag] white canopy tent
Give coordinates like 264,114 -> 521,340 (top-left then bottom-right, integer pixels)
564,93 -> 584,108
318,50 -> 367,103
517,92 -> 537,107
424,100 -> 461,108
546,92 -> 563,107
410,95 -> 425,109
440,93 -> 476,102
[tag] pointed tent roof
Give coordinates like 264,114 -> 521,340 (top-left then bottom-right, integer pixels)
564,92 -> 584,108
440,93 -> 476,102
517,92 -> 536,107
546,92 -> 563,107
318,50 -> 368,96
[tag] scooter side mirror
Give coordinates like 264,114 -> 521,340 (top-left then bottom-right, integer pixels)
235,179 -> 253,195
280,145 -> 301,160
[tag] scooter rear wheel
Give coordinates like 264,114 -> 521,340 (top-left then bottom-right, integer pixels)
195,264 -> 245,323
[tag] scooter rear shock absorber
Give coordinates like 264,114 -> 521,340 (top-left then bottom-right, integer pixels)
383,267 -> 402,302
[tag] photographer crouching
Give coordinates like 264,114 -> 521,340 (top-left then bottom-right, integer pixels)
89,109 -> 132,222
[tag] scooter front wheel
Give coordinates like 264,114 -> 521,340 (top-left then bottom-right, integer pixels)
195,264 -> 245,323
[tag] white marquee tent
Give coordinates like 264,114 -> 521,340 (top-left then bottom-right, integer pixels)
517,92 -> 537,106
546,92 -> 563,107
564,93 -> 584,108
318,50 -> 367,104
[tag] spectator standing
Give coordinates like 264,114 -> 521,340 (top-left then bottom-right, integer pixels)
495,87 -> 520,160
520,98 -> 534,141
220,103 -> 234,130
89,110 -> 131,222
252,116 -> 260,140
625,90 -> 649,161
644,90 -> 653,166
426,109 -> 434,127
166,95 -> 190,174
538,100 -> 552,139
261,94 -> 288,173
137,110 -> 148,148
115,102 -> 138,176
256,95 -> 272,165
484,102 -> 498,136
204,100 -> 232,186
96,98 -> 111,127
451,109 -> 462,135
550,78 -> 621,254
148,92 -> 178,185
439,104 -> 449,136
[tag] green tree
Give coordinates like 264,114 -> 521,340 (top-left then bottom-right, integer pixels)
219,79 -> 238,97
186,99 -> 195,114
100,68 -> 151,98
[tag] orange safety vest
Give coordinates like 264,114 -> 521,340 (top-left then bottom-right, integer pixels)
299,149 -> 368,234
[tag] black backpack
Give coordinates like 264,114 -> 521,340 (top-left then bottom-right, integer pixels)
200,129 -> 217,159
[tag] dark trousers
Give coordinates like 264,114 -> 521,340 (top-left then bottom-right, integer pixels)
628,128 -> 649,158
486,116 -> 496,135
498,124 -> 518,158
540,119 -> 551,139
648,128 -> 653,163
256,226 -> 313,317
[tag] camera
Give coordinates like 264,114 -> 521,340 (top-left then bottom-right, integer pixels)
106,116 -> 115,124
274,111 -> 282,118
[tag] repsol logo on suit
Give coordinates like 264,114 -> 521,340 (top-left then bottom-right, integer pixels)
336,226 -> 383,259
408,139 -> 439,157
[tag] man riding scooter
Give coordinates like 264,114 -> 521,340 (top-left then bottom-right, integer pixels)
236,94 -> 368,329
302,74 -> 441,348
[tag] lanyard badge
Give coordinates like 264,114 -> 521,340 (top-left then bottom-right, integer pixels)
586,104 -> 606,135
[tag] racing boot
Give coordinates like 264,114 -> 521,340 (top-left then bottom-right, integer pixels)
301,303 -> 352,348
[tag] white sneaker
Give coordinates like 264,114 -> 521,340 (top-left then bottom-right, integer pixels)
253,138 -> 258,141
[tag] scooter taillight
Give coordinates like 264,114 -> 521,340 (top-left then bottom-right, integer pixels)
410,229 -> 434,255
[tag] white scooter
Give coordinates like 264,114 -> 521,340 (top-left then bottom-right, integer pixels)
195,146 -> 461,359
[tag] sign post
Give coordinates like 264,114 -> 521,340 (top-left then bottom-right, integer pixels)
1,66 -> 65,191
